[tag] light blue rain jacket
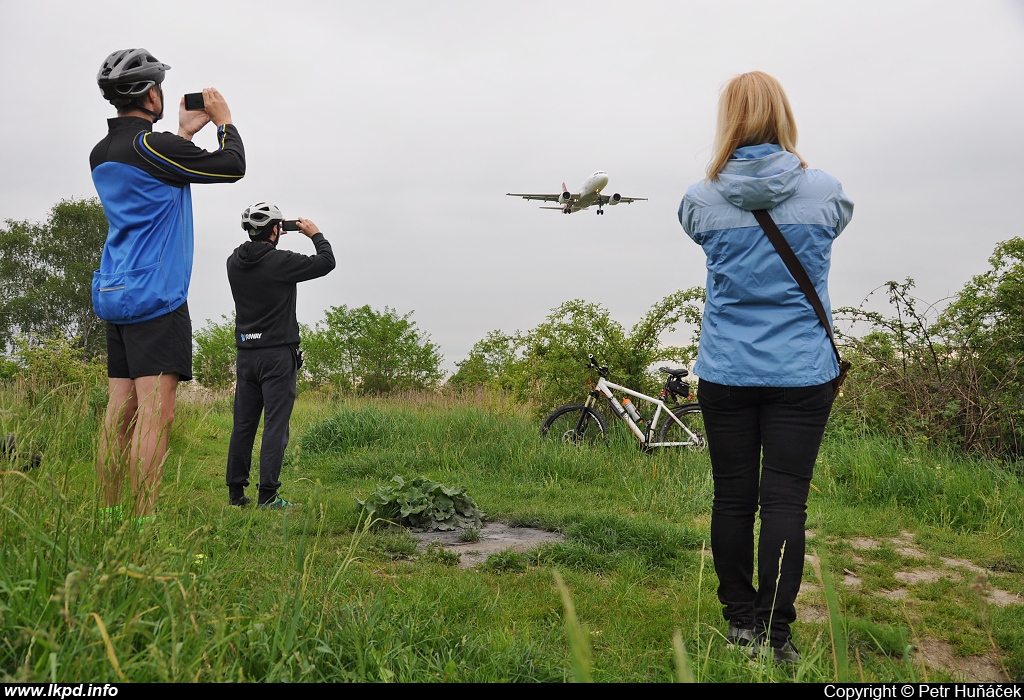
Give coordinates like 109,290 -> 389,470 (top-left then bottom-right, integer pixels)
678,143 -> 853,387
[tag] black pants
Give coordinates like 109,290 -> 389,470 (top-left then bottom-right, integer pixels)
697,378 -> 834,643
226,346 -> 297,504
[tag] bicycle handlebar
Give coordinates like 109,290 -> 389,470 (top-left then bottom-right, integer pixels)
587,354 -> 609,378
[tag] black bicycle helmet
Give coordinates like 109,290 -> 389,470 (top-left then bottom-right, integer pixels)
97,49 -> 171,106
241,202 -> 283,238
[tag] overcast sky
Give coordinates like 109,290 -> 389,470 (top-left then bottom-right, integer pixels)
2,1 -> 1023,371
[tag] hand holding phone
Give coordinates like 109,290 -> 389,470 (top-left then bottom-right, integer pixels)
184,93 -> 205,111
280,220 -> 301,232
296,218 -> 320,238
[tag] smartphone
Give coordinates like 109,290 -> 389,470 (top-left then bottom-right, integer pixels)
184,93 -> 205,111
280,220 -> 301,231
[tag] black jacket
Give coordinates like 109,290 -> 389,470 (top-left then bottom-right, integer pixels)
227,233 -> 335,349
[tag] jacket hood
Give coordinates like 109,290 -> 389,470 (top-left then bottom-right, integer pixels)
714,143 -> 804,211
231,240 -> 276,269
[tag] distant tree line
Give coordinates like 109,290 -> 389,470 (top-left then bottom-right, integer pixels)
194,306 -> 444,395
8,198 -> 1024,458
1,198 -> 445,394
0,198 -> 107,360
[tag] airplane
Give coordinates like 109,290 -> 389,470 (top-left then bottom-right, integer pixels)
506,171 -> 647,215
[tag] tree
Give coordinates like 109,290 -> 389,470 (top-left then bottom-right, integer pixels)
0,198 -> 107,357
193,315 -> 237,389
304,305 -> 444,394
835,238 -> 1024,455
450,288 -> 705,411
446,330 -> 524,392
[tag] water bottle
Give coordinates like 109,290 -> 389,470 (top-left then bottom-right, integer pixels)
622,398 -> 643,423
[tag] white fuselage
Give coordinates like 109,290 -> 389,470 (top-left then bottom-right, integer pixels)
570,171 -> 610,212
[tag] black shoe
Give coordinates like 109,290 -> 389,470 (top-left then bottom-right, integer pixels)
770,638 -> 801,665
726,624 -> 757,648
258,496 -> 299,510
230,495 -> 253,507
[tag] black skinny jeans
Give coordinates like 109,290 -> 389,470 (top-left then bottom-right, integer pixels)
226,346 -> 298,504
697,378 -> 834,643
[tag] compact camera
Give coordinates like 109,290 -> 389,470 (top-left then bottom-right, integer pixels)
184,93 -> 205,111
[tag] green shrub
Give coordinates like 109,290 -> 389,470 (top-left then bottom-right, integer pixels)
193,315 -> 236,390
449,290 -> 704,414
836,240 -> 1024,457
356,475 -> 484,531
302,304 -> 444,394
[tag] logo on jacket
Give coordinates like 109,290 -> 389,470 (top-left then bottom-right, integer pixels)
240,332 -> 263,342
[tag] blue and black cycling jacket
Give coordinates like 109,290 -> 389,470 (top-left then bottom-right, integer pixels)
90,116 -> 245,324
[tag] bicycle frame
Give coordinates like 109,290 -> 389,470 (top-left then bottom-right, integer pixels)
584,376 -> 701,448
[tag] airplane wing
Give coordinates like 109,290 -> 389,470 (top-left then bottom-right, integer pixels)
506,193 -> 578,202
596,195 -> 648,204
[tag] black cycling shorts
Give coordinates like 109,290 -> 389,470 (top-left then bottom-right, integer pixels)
106,302 -> 193,381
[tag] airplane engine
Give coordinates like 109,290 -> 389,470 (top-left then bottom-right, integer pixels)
607,193 -> 622,205
560,191 -> 572,203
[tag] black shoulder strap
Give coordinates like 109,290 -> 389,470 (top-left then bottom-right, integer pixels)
751,209 -> 842,365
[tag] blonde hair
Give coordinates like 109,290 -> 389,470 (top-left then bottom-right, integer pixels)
706,71 -> 806,180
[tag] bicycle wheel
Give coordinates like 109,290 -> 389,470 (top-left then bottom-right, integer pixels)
540,403 -> 608,445
656,403 -> 706,451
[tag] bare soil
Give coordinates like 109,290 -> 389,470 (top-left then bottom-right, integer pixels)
798,529 -> 1021,681
914,639 -> 1008,682
418,524 -> 1019,680
410,522 -> 565,569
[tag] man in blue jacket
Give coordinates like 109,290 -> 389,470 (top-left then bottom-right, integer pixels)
91,49 -> 245,523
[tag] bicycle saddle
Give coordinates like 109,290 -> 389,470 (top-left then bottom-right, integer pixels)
658,367 -> 689,377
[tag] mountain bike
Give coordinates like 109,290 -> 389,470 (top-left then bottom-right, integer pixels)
540,354 -> 705,451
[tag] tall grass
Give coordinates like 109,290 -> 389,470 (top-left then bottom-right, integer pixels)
2,382 -> 1022,681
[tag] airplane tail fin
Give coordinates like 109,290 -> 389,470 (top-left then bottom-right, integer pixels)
562,182 -> 568,193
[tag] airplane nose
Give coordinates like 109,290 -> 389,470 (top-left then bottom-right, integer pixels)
597,173 -> 609,189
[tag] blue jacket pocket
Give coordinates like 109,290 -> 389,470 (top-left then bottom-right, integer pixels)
92,263 -> 168,324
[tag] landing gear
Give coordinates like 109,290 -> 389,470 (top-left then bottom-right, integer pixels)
596,208 -> 604,215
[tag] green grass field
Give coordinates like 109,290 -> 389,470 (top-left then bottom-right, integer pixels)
2,382 -> 1023,682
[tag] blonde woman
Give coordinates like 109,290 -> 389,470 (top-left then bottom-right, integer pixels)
678,72 -> 853,664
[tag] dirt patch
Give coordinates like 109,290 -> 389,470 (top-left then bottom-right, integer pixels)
914,639 -> 1008,682
798,604 -> 829,623
896,546 -> 926,559
411,522 -> 565,569
880,588 -> 909,600
895,569 -> 945,584
941,557 -> 985,573
986,588 -> 1023,607
842,571 -> 862,588
849,537 -> 880,551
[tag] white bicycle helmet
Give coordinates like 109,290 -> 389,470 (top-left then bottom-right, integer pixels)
240,202 -> 283,237
97,49 -> 170,106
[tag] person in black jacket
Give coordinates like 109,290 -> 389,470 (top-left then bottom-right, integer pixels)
226,203 -> 336,509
